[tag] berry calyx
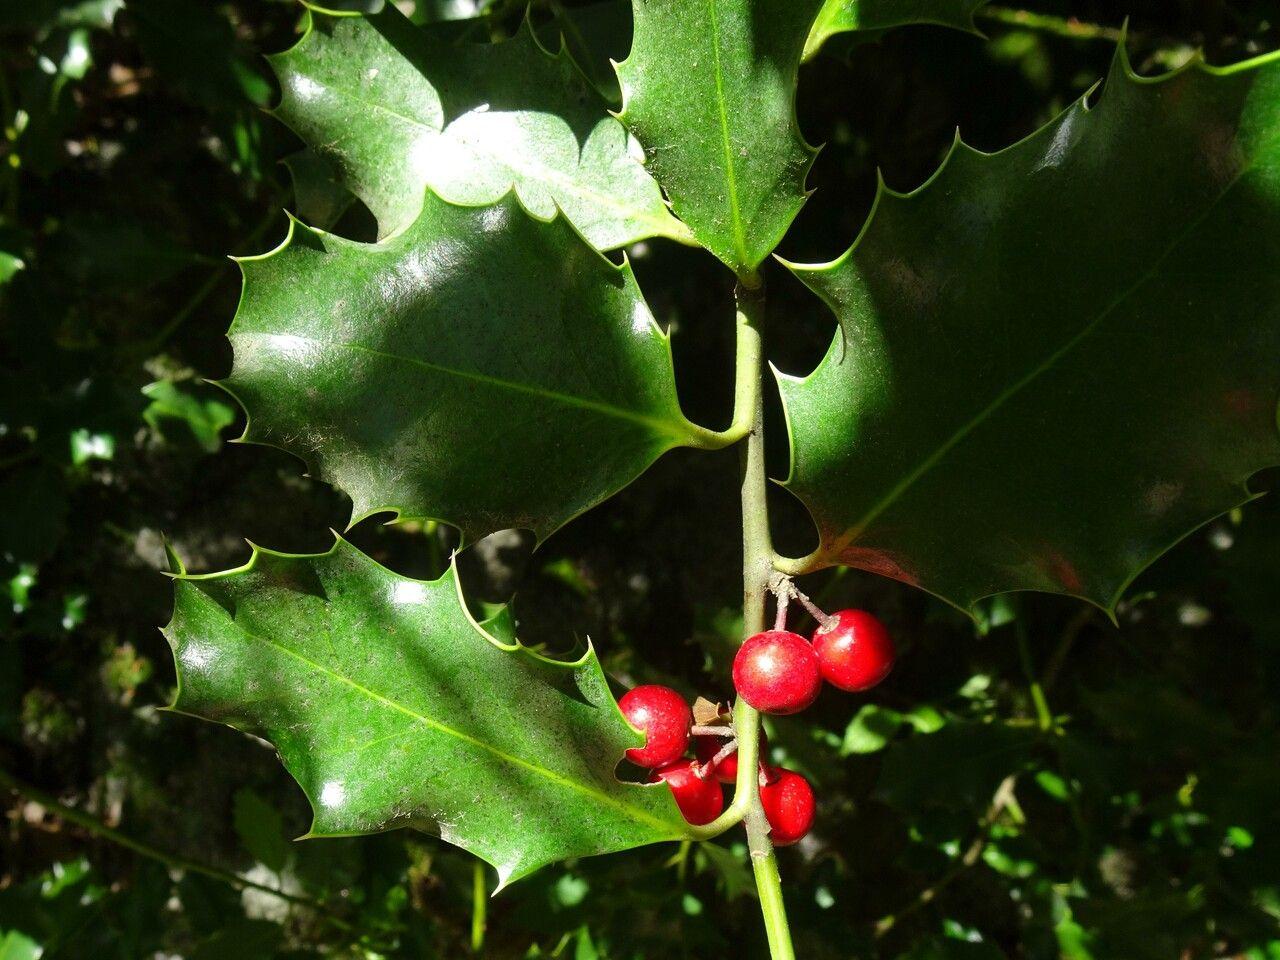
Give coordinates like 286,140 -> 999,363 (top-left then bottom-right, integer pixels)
811,609 -> 896,692
619,685 -> 692,768
694,729 -> 769,784
759,768 -> 815,846
649,759 -> 724,825
732,631 -> 822,715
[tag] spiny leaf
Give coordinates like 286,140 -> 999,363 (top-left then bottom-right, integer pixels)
270,4 -> 689,251
163,539 -> 689,888
224,192 -> 720,543
777,49 -> 1280,614
804,0 -> 989,61
615,0 -> 821,278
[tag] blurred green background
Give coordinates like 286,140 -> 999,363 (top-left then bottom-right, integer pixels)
2,1 -> 1279,957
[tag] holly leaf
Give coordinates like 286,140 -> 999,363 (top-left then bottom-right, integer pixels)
223,192 -> 720,542
270,5 -> 689,251
615,0 -> 821,277
803,0 -> 988,61
163,539 -> 689,887
777,50 -> 1280,614
282,149 -> 355,231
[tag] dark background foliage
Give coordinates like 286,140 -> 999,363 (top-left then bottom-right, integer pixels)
2,1 -> 1279,957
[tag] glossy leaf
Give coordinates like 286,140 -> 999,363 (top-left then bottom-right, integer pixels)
282,149 -> 355,231
163,539 -> 689,887
224,192 -> 717,542
803,0 -> 988,61
615,0 -> 821,277
270,5 -> 688,250
778,50 -> 1280,613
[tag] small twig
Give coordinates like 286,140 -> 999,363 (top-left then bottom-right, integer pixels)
0,765 -> 363,934
768,575 -> 835,630
711,739 -> 739,769
133,204 -> 282,358
470,859 -> 487,953
976,5 -> 1126,44
695,739 -> 738,780
874,774 -> 1019,937
1042,607 -> 1094,693
691,724 -> 735,738
790,587 -> 834,630
773,588 -> 791,631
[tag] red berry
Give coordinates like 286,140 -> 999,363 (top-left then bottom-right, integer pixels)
649,759 -> 724,825
694,730 -> 769,784
759,768 -> 815,846
732,631 -> 822,715
619,685 -> 692,768
811,609 -> 896,692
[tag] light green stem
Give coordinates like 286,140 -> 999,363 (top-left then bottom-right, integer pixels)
471,859 -> 487,952
1014,618 -> 1053,732
977,5 -> 1125,43
662,283 -> 793,955
734,281 -> 796,960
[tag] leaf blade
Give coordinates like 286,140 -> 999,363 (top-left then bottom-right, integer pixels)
779,49 -> 1280,613
224,192 -> 714,542
270,6 -> 688,250
164,540 -> 688,887
615,0 -> 821,275
804,0 -> 989,61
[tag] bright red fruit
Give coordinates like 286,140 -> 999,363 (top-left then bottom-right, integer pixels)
649,759 -> 724,825
732,631 -> 822,715
619,685 -> 692,768
694,730 -> 769,784
759,768 -> 815,846
811,609 -> 896,692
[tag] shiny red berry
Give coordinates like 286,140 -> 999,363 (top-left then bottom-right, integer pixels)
811,609 -> 896,692
619,685 -> 692,768
759,768 -> 815,846
694,730 -> 769,784
649,759 -> 724,825
732,631 -> 822,715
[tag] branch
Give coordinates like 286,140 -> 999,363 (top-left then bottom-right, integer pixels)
0,765 -> 369,935
874,774 -> 1019,938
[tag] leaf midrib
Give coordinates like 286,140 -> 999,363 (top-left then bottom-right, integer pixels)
706,0 -> 751,267
823,161 -> 1254,558
236,331 -> 693,441
217,614 -> 680,835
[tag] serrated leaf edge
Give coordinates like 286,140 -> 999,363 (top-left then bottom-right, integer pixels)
218,190 -> 732,546
268,5 -> 694,249
613,0 -> 821,278
772,42 -> 1280,619
161,535 -> 690,887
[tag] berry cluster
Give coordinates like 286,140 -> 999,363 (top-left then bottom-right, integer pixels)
734,601 -> 895,715
618,587 -> 895,848
618,687 -> 814,845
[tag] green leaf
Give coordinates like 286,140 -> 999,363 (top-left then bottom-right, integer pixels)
0,931 -> 41,960
803,0 -> 988,61
841,703 -> 904,754
232,788 -> 291,872
163,539 -> 688,886
778,51 -> 1280,613
142,380 -> 236,453
224,193 -> 717,542
0,253 -> 23,287
615,0 -> 821,277
270,5 -> 689,251
282,149 -> 355,231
